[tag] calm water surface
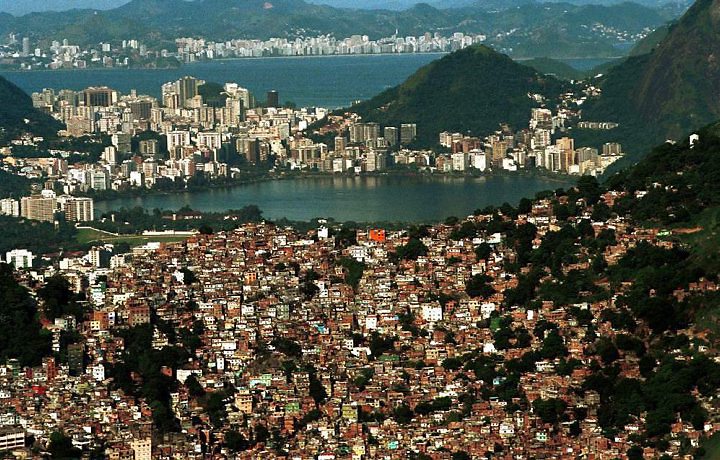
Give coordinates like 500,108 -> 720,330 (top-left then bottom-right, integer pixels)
94,175 -> 571,223
1,54 -> 611,108
1,54 -> 444,109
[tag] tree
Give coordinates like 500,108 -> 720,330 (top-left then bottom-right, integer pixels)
204,390 -> 231,427
225,430 -> 249,452
393,404 -> 413,424
627,445 -> 643,460
180,267 -> 198,285
272,337 -> 302,358
48,431 -> 82,459
308,370 -> 327,405
396,238 -> 428,261
442,357 -> 462,371
576,175 -> 602,205
466,274 -> 496,298
474,242 -> 492,261
254,424 -> 270,445
540,330 -> 568,359
595,337 -> 620,364
532,398 -> 567,424
39,274 -> 82,321
339,257 -> 365,291
185,374 -> 205,398
518,197 -> 533,214
0,264 -> 51,366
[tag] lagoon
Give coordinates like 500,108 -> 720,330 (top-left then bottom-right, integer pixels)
94,175 -> 572,223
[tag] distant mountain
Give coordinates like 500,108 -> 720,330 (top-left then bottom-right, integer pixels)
304,0 -> 532,10
0,76 -> 62,141
0,0 -> 680,60
523,57 -> 587,80
627,22 -> 671,56
305,0 -> 687,9
351,45 -> 565,146
579,0 -> 720,156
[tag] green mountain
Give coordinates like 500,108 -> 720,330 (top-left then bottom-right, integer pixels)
604,120 -> 720,274
0,76 -> 62,142
350,45 -> 565,146
579,0 -> 720,157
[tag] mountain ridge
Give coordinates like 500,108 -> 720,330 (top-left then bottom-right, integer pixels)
0,76 -> 62,141
578,0 -> 720,156
350,44 -> 566,146
0,0 -> 679,59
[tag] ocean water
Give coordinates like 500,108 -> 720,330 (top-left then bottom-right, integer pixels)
1,54 -> 610,109
1,54 -> 445,109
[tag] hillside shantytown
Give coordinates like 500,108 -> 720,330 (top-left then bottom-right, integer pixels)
5,0 -> 720,458
2,127 -> 720,459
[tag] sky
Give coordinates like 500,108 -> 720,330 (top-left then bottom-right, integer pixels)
0,0 -> 130,15
0,0 -> 416,15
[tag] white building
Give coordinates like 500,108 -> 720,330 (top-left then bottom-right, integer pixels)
451,152 -> 469,171
130,438 -> 152,460
0,198 -> 19,217
92,364 -> 105,381
470,150 -> 487,171
422,304 -> 443,322
197,132 -> 222,150
167,130 -> 191,154
0,427 -> 25,451
5,249 -> 34,269
58,196 -> 94,222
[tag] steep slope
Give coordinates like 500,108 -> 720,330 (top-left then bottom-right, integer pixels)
0,76 -> 62,141
581,0 -> 720,155
351,45 -> 565,146
603,121 -> 720,273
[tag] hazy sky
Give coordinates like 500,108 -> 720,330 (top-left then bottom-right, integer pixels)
0,0 -> 414,15
0,0 -> 130,15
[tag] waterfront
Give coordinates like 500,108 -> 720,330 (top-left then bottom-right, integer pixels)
94,175 -> 572,222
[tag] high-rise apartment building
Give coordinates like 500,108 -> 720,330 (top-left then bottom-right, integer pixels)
334,136 -> 346,153
59,196 -> 94,222
556,137 -> 575,172
83,87 -> 118,107
21,37 -> 30,57
267,90 -> 279,108
400,123 -> 417,145
0,198 -> 20,217
602,142 -> 623,156
491,140 -> 509,168
5,250 -> 34,269
139,139 -> 159,156
162,76 -> 205,109
384,127 -> 399,146
21,195 -> 57,222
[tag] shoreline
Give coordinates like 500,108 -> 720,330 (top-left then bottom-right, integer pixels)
0,53 -> 449,74
0,53 -> 619,75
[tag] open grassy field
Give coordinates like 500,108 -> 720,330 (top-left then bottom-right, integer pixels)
76,227 -> 189,247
